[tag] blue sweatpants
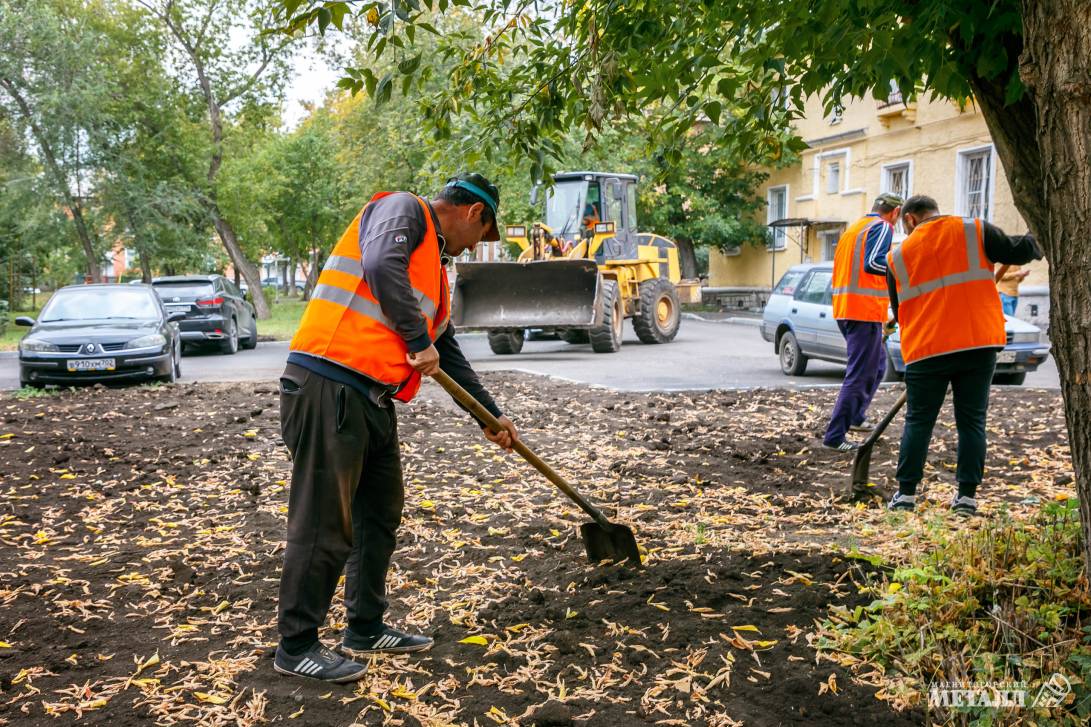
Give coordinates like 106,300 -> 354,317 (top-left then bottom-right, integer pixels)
824,320 -> 887,446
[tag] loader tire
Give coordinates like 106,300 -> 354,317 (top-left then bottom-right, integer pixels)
560,328 -> 590,344
633,278 -> 681,344
589,279 -> 623,353
487,329 -> 524,355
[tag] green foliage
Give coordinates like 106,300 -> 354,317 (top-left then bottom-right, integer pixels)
269,1 -> 1022,185
821,500 -> 1091,723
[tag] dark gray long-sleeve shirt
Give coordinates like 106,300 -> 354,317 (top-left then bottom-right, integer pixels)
288,193 -> 502,422
887,216 -> 1044,322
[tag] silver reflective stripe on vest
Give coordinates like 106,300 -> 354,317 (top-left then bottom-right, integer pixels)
320,255 -> 440,323
311,283 -> 396,329
324,254 -> 363,276
890,217 -> 993,303
831,220 -> 888,298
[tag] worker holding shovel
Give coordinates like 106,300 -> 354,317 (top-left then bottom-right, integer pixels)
822,192 -> 903,452
885,195 -> 1042,515
273,174 -> 519,683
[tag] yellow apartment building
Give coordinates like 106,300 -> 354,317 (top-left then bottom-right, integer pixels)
707,91 -> 1050,325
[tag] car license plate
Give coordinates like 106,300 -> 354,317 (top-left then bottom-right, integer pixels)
997,351 -> 1017,364
67,358 -> 115,372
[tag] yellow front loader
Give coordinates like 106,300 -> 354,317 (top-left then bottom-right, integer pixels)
451,172 -> 699,354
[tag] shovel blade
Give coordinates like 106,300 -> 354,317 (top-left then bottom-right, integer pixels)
580,522 -> 642,565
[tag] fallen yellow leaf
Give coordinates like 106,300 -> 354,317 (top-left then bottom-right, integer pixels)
731,625 -> 761,633
459,635 -> 488,646
194,691 -> 230,705
0,642 -> 12,649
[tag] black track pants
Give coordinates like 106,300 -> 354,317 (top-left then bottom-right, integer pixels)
276,363 -> 403,650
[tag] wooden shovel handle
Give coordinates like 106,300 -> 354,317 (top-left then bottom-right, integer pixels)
430,369 -> 613,528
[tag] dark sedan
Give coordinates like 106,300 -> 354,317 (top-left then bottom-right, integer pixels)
17,285 -> 183,388
151,275 -> 257,354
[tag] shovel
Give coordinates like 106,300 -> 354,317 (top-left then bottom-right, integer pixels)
849,390 -> 908,499
431,369 -> 642,565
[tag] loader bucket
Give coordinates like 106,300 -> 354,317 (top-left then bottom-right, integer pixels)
451,259 -> 602,330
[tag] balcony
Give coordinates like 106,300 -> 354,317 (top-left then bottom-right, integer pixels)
877,91 -> 917,125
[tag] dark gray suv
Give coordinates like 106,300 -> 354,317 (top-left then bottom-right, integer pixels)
152,275 -> 258,354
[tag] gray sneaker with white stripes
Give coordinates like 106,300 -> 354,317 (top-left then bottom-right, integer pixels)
341,625 -> 433,655
273,642 -> 367,683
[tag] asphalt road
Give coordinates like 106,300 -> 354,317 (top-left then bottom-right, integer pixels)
0,319 -> 1060,391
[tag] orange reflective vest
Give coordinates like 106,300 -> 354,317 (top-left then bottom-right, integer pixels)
290,192 -> 450,402
831,216 -> 890,322
887,216 -> 1005,365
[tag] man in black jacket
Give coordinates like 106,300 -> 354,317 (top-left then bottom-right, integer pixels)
885,195 -> 1043,516
274,174 -> 519,683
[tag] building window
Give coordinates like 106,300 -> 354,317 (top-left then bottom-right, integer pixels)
958,147 -> 993,220
826,162 -> 841,194
819,230 -> 841,261
882,162 -> 911,201
767,186 -> 788,251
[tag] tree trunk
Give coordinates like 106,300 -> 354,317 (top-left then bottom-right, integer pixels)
674,236 -> 699,280
137,245 -> 153,283
288,258 -> 298,297
1019,0 -> 1091,569
210,209 -> 269,318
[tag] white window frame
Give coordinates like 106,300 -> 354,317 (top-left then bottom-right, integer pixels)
799,147 -> 865,201
954,144 -> 996,221
880,160 -> 914,200
766,185 -> 789,252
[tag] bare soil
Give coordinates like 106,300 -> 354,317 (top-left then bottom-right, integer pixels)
0,374 -> 1071,725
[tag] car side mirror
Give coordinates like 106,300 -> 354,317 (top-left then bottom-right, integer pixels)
15,316 -> 35,327
167,311 -> 186,323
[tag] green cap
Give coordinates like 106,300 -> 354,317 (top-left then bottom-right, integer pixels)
875,192 -> 904,208
445,173 -> 501,241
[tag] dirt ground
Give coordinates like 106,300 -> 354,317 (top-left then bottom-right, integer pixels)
0,373 -> 1074,726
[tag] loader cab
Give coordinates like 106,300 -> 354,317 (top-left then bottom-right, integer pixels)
546,172 -> 639,262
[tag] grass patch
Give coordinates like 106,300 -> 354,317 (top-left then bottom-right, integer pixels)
0,307 -> 43,351
259,298 -> 307,341
12,386 -> 60,400
819,499 -> 1091,723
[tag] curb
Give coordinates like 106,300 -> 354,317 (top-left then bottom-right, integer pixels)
682,313 -> 762,328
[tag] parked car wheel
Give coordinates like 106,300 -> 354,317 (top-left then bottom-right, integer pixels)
158,347 -> 179,384
993,372 -> 1027,386
778,331 -> 808,376
884,354 -> 904,382
241,316 -> 258,350
487,329 -> 524,355
590,279 -> 623,353
220,318 -> 239,355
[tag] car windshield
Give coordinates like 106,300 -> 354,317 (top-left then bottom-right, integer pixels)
544,180 -> 587,236
153,282 -> 214,300
40,288 -> 160,322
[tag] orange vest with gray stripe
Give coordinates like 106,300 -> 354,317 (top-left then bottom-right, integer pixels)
887,216 -> 1005,365
290,192 -> 450,402
831,216 -> 889,322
